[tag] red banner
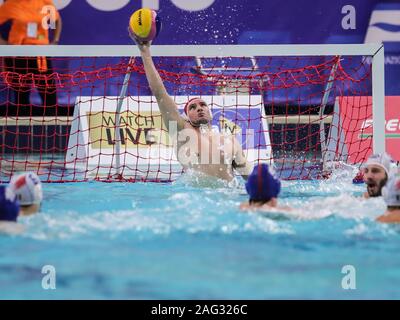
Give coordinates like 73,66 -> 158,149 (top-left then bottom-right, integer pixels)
339,96 -> 400,163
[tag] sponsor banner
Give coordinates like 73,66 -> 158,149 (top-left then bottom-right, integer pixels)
87,110 -> 169,149
364,3 -> 400,43
66,95 -> 271,178
364,3 -> 400,96
338,96 -> 400,163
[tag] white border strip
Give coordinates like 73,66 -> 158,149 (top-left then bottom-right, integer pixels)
0,44 -> 382,57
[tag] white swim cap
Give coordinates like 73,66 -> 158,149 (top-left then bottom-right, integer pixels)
9,172 -> 43,206
364,152 -> 396,176
382,171 -> 400,207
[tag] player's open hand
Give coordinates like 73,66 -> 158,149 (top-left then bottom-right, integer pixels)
128,27 -> 151,51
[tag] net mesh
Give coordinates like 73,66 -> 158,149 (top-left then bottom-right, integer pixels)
0,53 -> 373,182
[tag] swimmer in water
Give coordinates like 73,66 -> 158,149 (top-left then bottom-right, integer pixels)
376,170 -> 400,223
362,152 -> 396,199
131,34 -> 253,182
9,172 -> 43,216
240,164 -> 291,212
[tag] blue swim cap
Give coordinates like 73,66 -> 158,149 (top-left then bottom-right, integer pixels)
352,170 -> 365,184
245,164 -> 281,202
0,186 -> 19,222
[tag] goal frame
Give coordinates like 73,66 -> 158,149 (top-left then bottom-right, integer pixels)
0,44 -> 386,180
0,43 -> 385,156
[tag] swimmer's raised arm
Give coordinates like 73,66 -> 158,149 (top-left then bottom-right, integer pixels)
134,38 -> 185,132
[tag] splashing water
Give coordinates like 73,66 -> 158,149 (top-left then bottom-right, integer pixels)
1,170 -> 399,299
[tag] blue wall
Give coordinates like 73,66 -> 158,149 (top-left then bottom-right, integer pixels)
54,0 -> 380,45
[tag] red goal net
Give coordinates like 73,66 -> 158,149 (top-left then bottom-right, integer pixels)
0,49 -> 374,182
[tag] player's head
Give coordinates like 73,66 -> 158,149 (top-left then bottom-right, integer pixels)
183,97 -> 212,126
245,164 -> 281,205
382,172 -> 400,210
0,185 -> 19,222
363,152 -> 394,197
9,172 -> 43,216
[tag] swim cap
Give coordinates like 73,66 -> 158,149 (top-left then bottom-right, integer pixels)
184,98 -> 201,115
382,172 -> 400,207
0,186 -> 19,222
245,164 -> 281,202
363,152 -> 396,176
352,170 -> 365,184
9,172 -> 43,206
183,98 -> 213,118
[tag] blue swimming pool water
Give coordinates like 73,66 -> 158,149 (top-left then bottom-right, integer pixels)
1,171 -> 399,299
